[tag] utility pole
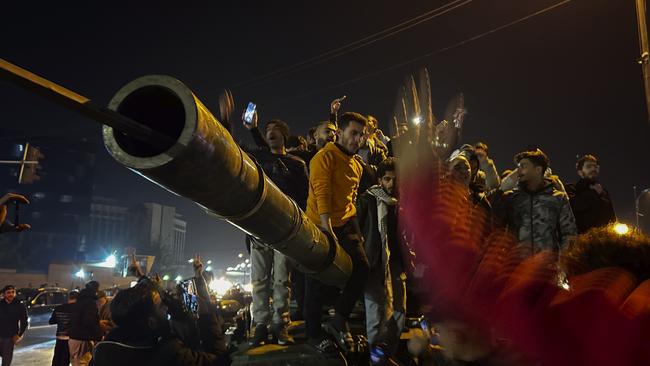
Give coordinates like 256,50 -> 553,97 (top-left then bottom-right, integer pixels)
635,0 -> 650,123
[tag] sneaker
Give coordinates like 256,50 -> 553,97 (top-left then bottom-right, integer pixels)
272,324 -> 295,345
323,321 -> 355,353
249,323 -> 269,347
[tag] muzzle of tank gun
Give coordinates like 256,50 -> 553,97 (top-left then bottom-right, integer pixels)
102,75 -> 352,287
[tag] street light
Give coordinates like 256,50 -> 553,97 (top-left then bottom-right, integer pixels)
162,274 -> 170,281
206,260 -> 212,265
612,223 -> 630,236
175,275 -> 182,282
238,253 -> 244,258
209,277 -> 233,296
205,266 -> 213,272
188,258 -> 194,263
75,269 -> 85,279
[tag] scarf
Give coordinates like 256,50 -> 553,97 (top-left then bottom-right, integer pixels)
367,185 -> 398,269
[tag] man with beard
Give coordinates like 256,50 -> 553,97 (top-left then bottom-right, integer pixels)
302,97 -> 343,163
0,285 -> 27,366
357,158 -> 407,354
493,149 -> 577,256
304,112 -> 370,353
242,113 -> 308,346
565,155 -> 616,234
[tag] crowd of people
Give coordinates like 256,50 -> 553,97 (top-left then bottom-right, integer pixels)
233,94 -> 625,364
0,90 -> 645,366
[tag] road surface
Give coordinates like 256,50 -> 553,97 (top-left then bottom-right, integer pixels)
12,324 -> 56,366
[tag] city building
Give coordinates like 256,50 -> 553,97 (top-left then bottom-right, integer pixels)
0,134 -> 96,269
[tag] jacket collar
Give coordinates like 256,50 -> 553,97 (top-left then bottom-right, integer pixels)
576,178 -> 597,189
516,179 -> 555,195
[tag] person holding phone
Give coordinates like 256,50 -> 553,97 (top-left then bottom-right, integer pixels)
241,107 -> 309,347
0,193 -> 30,234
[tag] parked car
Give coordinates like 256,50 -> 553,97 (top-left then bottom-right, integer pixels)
21,287 -> 69,325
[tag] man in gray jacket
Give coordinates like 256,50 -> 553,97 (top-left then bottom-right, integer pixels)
494,149 -> 577,256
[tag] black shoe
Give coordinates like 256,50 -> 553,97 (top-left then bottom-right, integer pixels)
323,321 -> 355,353
249,324 -> 269,347
272,324 -> 295,346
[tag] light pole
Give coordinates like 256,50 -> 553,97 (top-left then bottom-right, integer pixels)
635,186 -> 650,232
635,0 -> 650,123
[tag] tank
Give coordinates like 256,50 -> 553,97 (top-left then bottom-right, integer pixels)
0,58 -> 351,287
101,75 -> 352,287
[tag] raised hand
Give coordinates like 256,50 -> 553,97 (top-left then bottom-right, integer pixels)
0,193 -> 30,206
330,95 -> 346,115
241,109 -> 259,130
192,254 -> 204,277
127,253 -> 144,278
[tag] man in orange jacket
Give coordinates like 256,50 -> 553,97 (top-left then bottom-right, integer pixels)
304,112 -> 370,353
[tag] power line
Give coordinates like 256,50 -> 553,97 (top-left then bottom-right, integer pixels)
266,0 -> 572,106
232,0 -> 472,89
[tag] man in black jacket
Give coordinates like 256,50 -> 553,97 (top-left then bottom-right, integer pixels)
357,158 -> 405,353
49,290 -> 78,366
0,285 -> 28,366
566,155 -> 616,234
242,113 -> 308,346
68,281 -> 103,366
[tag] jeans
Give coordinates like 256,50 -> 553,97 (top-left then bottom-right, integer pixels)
0,337 -> 14,366
52,338 -> 70,366
365,268 -> 407,353
304,222 -> 370,339
250,237 -> 291,327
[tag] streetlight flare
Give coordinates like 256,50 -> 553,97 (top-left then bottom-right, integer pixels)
613,223 -> 630,235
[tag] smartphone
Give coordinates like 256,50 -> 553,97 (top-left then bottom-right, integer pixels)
179,279 -> 199,315
243,102 -> 256,125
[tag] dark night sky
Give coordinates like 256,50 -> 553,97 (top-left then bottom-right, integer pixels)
2,0 -> 650,269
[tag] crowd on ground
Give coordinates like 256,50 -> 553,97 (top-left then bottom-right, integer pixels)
0,92 -> 647,366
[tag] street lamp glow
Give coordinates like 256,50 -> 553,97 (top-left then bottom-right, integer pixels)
162,274 -> 170,281
412,116 -> 422,125
205,266 -> 213,272
207,260 -> 212,265
612,223 -> 630,235
75,269 -> 85,279
188,258 -> 194,263
245,259 -> 250,264
175,275 -> 182,282
105,254 -> 117,268
209,277 -> 233,296
238,253 -> 244,258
